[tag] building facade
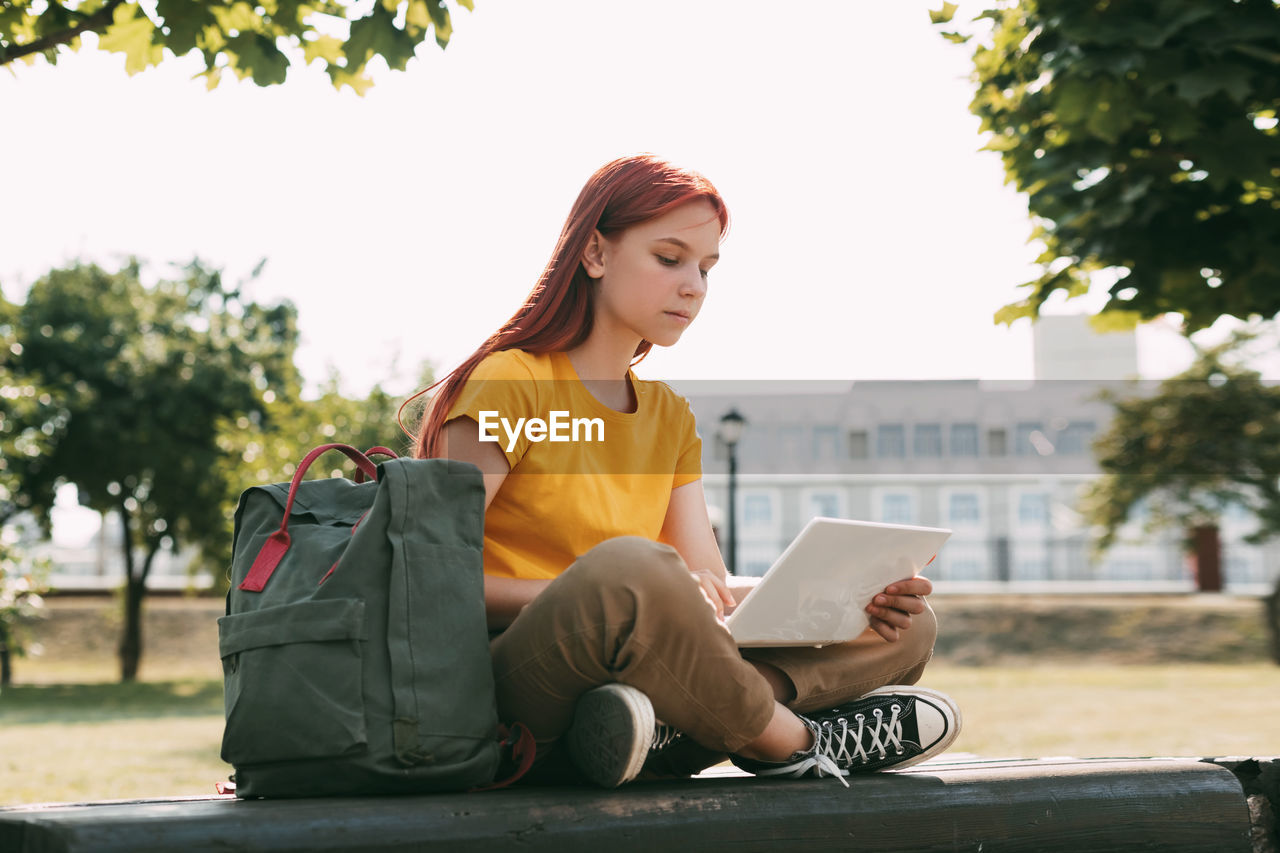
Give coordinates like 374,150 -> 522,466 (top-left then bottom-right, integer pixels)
680,321 -> 1279,593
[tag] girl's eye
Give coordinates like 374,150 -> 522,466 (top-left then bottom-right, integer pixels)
656,255 -> 679,266
700,268 -> 711,279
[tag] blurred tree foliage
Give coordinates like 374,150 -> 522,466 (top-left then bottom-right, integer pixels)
0,0 -> 471,93
1,257 -> 425,677
2,258 -> 301,680
210,371 -> 417,591
0,302 -> 51,686
934,0 -> 1280,330
0,547 -> 48,686
1083,331 -> 1280,552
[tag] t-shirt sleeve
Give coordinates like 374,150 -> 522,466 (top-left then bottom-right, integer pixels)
672,397 -> 703,489
446,351 -> 540,468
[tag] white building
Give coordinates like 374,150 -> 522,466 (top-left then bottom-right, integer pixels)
683,321 -> 1279,593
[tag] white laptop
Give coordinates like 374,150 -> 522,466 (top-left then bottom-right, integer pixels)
726,517 -> 952,648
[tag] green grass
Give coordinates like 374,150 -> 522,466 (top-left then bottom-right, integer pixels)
2,662 -> 1278,806
927,662 -> 1280,759
0,680 -> 230,806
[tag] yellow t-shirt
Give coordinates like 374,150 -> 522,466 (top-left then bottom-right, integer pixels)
446,349 -> 702,580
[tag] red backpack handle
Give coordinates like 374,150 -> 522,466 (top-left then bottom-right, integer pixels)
238,444 -> 379,593
353,446 -> 399,484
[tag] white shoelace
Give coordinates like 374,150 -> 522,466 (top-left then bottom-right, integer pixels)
799,704 -> 906,788
650,723 -> 682,753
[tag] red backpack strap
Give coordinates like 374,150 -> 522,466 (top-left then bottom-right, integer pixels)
238,444 -> 379,593
470,723 -> 537,792
353,447 -> 399,484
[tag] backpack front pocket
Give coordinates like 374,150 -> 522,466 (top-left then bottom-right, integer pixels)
219,598 -> 368,765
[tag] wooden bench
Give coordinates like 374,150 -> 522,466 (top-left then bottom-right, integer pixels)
0,757 -> 1261,852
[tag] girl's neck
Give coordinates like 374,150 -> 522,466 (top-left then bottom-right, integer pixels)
564,330 -> 640,382
564,333 -> 641,413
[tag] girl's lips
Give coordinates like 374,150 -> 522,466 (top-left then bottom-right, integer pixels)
665,311 -> 691,323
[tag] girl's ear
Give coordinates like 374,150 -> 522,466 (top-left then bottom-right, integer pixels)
582,230 -> 607,278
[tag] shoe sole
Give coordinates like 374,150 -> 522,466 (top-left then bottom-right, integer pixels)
863,685 -> 963,772
566,684 -> 655,788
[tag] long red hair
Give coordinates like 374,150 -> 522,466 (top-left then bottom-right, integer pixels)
410,154 -> 729,459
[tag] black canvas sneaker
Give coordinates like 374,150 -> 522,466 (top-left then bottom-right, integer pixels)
567,684 -> 681,787
733,686 -> 961,785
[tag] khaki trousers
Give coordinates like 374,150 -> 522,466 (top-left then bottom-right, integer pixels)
490,537 -> 937,766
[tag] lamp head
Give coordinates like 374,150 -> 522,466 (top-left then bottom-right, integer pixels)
718,408 -> 746,447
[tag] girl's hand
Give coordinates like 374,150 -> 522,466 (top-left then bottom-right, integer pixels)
691,569 -> 735,622
865,575 -> 933,643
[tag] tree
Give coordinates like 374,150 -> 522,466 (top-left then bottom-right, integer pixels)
1081,330 -> 1280,658
933,0 -> 1280,330
0,0 -> 471,93
1083,330 -> 1280,574
4,258 -> 300,680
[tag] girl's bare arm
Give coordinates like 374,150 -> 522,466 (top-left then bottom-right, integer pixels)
441,417 -> 550,629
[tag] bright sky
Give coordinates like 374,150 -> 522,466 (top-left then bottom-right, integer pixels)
2,0 -> 1210,398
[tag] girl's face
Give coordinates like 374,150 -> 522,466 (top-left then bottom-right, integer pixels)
583,199 -> 722,349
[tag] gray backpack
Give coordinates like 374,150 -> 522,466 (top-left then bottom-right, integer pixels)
220,444 -> 526,797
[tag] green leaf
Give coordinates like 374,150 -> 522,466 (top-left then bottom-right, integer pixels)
194,65 -> 222,91
993,299 -> 1036,327
209,2 -> 260,33
346,3 -> 415,70
1173,64 -> 1255,105
405,0 -> 432,32
1089,309 -> 1143,332
226,32 -> 289,85
1052,77 -> 1096,125
928,3 -> 958,25
302,33 -> 343,65
1085,95 -> 1133,143
97,3 -> 163,75
1160,103 -> 1201,142
154,0 -> 213,56
327,64 -> 374,95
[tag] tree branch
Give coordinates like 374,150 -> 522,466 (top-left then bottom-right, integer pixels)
0,0 -> 127,65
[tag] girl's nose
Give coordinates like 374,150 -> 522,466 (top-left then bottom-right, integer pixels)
680,268 -> 707,298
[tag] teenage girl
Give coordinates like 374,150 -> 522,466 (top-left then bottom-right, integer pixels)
413,154 -> 960,786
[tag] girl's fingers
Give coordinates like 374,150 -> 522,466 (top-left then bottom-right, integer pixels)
868,617 -> 900,643
872,593 -> 926,614
867,603 -> 913,630
693,572 -> 726,619
885,576 -> 933,597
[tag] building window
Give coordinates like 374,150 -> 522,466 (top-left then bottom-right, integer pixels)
949,493 -> 981,524
1018,493 -> 1050,525
881,493 -> 914,524
987,428 -> 1007,457
877,424 -> 906,458
1056,420 -> 1096,455
813,425 -> 839,460
1015,422 -> 1046,456
848,430 -> 869,459
950,423 -> 979,457
743,495 -> 773,526
913,424 -> 942,458
808,492 -> 840,519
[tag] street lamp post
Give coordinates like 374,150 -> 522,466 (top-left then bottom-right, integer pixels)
718,408 -> 746,576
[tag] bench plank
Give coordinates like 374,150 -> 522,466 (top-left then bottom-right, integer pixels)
0,758 -> 1251,852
